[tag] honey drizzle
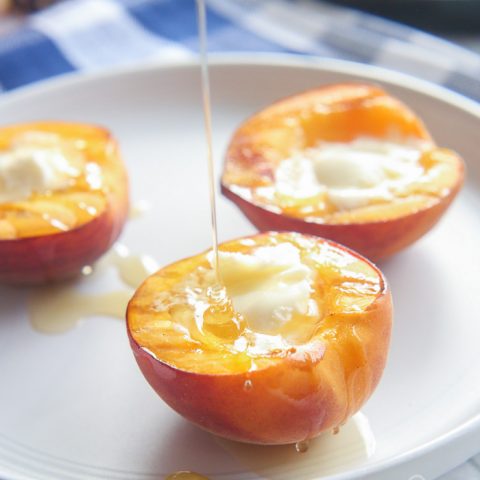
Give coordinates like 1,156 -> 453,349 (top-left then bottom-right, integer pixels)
196,0 -> 220,283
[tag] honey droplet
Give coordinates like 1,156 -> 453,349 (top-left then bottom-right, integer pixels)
81,265 -> 93,276
243,379 -> 253,391
165,471 -> 210,480
295,440 -> 310,453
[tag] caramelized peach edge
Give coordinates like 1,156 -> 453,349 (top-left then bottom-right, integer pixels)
222,82 -> 433,142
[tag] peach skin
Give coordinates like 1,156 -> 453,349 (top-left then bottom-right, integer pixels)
0,122 -> 128,284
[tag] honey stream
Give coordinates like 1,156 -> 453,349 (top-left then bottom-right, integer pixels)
196,0 -> 220,283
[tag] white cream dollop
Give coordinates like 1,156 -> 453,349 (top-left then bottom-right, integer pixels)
275,137 -> 425,210
216,242 -> 316,334
0,132 -> 81,203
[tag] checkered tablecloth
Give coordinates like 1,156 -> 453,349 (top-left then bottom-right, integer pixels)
0,1 -> 479,479
0,0 -> 479,99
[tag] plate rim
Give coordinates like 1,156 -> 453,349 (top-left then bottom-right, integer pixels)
1,52 -> 479,119
0,53 -> 479,480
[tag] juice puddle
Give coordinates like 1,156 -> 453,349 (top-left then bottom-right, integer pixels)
28,243 -> 158,334
107,243 -> 159,289
216,413 -> 375,480
29,289 -> 132,334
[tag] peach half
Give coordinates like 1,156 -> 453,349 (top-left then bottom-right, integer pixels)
221,84 -> 464,261
127,232 -> 392,445
0,122 -> 128,284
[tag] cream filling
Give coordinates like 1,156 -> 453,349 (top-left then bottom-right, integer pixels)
0,132 -> 82,203
275,137 -> 426,210
153,243 -> 320,355
215,242 -> 317,335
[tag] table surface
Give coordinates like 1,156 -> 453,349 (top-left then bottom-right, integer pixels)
1,12 -> 480,51
447,34 -> 480,54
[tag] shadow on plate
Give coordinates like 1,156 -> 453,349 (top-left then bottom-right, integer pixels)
150,413 -> 374,480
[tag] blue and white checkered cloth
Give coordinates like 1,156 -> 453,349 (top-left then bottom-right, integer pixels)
0,0 -> 480,101
0,1 -> 479,479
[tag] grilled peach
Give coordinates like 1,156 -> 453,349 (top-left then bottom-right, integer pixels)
222,84 -> 464,261
0,122 -> 128,284
127,232 -> 392,445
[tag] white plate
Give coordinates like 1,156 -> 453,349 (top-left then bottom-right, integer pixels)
0,56 -> 480,480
